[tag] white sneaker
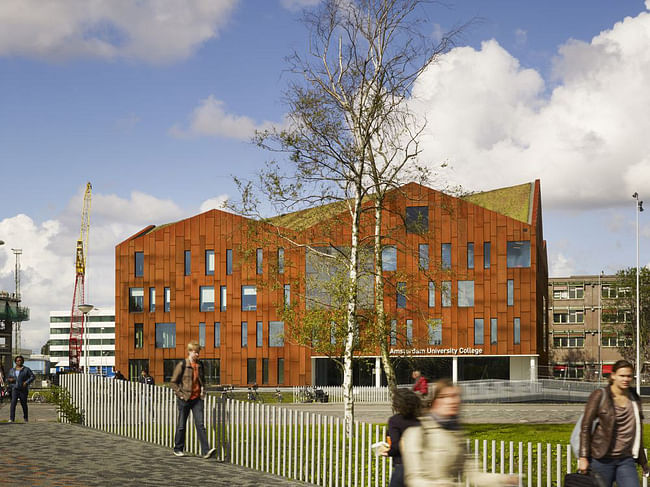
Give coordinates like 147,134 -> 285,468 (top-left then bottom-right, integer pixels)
202,448 -> 216,459
173,450 -> 185,457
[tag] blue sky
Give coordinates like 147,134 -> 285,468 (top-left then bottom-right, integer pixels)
1,0 -> 650,352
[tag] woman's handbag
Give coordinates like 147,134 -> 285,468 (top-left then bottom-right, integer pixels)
563,470 -> 606,487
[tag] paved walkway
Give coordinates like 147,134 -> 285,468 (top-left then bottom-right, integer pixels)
0,403 -> 306,487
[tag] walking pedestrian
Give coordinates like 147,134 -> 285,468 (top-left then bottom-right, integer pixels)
138,368 -> 155,422
578,359 -> 649,486
412,370 -> 428,396
401,378 -> 518,487
170,341 -> 216,459
378,389 -> 421,487
7,355 -> 35,423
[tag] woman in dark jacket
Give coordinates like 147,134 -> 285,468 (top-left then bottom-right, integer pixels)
380,389 -> 421,487
579,359 -> 649,487
7,355 -> 35,422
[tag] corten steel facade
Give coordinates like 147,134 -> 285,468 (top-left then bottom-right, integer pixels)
115,181 -> 548,386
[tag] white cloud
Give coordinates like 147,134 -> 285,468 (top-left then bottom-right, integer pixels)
199,194 -> 230,212
170,95 -> 278,140
549,252 -> 576,277
280,0 -> 321,12
514,28 -> 527,47
411,9 -> 650,209
0,0 -> 238,63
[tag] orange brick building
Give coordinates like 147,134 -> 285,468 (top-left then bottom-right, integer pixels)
115,181 -> 548,385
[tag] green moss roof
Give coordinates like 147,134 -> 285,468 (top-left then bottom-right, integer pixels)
462,182 -> 533,224
268,200 -> 351,231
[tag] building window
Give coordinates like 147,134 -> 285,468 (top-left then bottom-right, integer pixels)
406,319 -> 413,346
163,360 -> 180,382
474,318 -> 484,345
226,249 -> 233,275
199,322 -> 206,347
278,358 -> 285,384
442,243 -> 451,270
155,323 -> 176,348
382,246 -> 397,271
256,321 -> 263,347
458,281 -> 474,307
129,288 -> 144,312
269,321 -> 284,347
490,318 -> 497,345
390,319 -> 397,346
602,286 -> 630,299
553,288 -> 568,299
135,252 -> 144,277
442,281 -> 451,307
214,322 -> 221,347
242,285 -> 257,311
428,319 -> 442,345
200,286 -> 215,312
256,248 -> 263,274
553,309 -> 584,324
220,286 -> 226,311
514,318 -> 520,345
134,323 -> 143,349
241,322 -> 248,347
602,335 -> 632,347
428,281 -> 435,308
554,336 -> 585,348
262,358 -> 269,385
164,287 -> 170,312
569,285 -> 584,299
507,280 -> 514,306
467,243 -> 474,269
284,284 -> 291,308
602,309 -> 632,323
247,358 -> 256,384
396,282 -> 406,309
206,250 -> 215,276
149,287 -> 155,312
184,250 -> 191,276
406,206 -> 428,233
419,244 -> 429,270
484,242 -> 491,269
278,248 -> 285,274
202,359 -> 220,385
507,241 -> 531,268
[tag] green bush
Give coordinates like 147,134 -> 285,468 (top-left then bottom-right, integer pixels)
49,386 -> 85,424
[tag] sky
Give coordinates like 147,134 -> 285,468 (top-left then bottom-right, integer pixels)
2,0 -> 650,353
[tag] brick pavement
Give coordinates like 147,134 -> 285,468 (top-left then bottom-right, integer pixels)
0,403 -> 307,487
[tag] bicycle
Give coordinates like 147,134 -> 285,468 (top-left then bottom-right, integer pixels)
30,391 -> 46,403
247,384 -> 263,403
275,387 -> 283,403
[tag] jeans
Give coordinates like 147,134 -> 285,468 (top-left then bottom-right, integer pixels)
173,397 -> 210,455
591,456 -> 640,487
10,388 -> 28,421
389,464 -> 404,487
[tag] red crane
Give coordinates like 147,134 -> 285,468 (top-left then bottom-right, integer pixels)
69,182 -> 92,372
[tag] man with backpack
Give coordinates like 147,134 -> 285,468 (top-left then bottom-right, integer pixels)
170,341 -> 216,459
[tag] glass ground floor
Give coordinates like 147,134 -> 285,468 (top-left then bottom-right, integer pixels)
312,355 -> 539,386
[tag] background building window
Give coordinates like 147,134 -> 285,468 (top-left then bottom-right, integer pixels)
507,280 -> 514,306
135,252 -> 144,277
256,248 -> 263,274
226,249 -> 233,275
200,286 -> 215,312
428,319 -> 442,345
205,250 -> 215,275
507,241 -> 531,268
220,286 -> 226,311
202,359 -> 220,385
458,281 -> 474,307
155,323 -> 176,348
184,250 -> 191,276
247,358 -> 256,384
214,322 -> 221,347
382,246 -> 397,271
490,318 -> 497,344
149,287 -> 155,312
256,321 -> 263,347
262,358 -> 269,385
442,243 -> 451,269
278,248 -> 285,274
241,285 -> 257,311
390,319 -> 397,346
269,321 -> 284,347
442,281 -> 451,307
241,322 -> 248,347
474,318 -> 484,345
428,281 -> 435,308
467,243 -> 474,269
396,282 -> 406,308
129,288 -> 144,312
406,319 -> 413,346
199,322 -> 205,347
569,285 -> 584,299
484,242 -> 491,269
284,284 -> 291,308
164,287 -> 170,312
406,206 -> 428,233
514,318 -> 520,345
163,359 -> 182,382
419,244 -> 429,270
134,323 -> 143,349
554,336 -> 585,348
277,358 -> 284,384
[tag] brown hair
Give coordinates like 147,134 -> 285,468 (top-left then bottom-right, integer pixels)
392,389 -> 422,419
609,359 -> 634,384
187,341 -> 201,352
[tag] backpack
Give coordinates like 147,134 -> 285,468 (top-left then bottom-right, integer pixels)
570,387 -> 606,458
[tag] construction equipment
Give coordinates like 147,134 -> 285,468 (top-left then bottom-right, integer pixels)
68,182 -> 92,372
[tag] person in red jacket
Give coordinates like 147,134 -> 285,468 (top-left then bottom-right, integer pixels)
412,370 -> 428,396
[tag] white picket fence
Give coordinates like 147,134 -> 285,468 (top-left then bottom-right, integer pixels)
59,375 -> 647,487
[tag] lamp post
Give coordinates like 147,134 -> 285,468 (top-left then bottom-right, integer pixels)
78,303 -> 94,374
598,271 -> 603,383
633,192 -> 643,395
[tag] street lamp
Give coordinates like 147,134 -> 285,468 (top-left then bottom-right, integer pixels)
78,303 -> 94,374
633,192 -> 643,395
598,271 -> 603,383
